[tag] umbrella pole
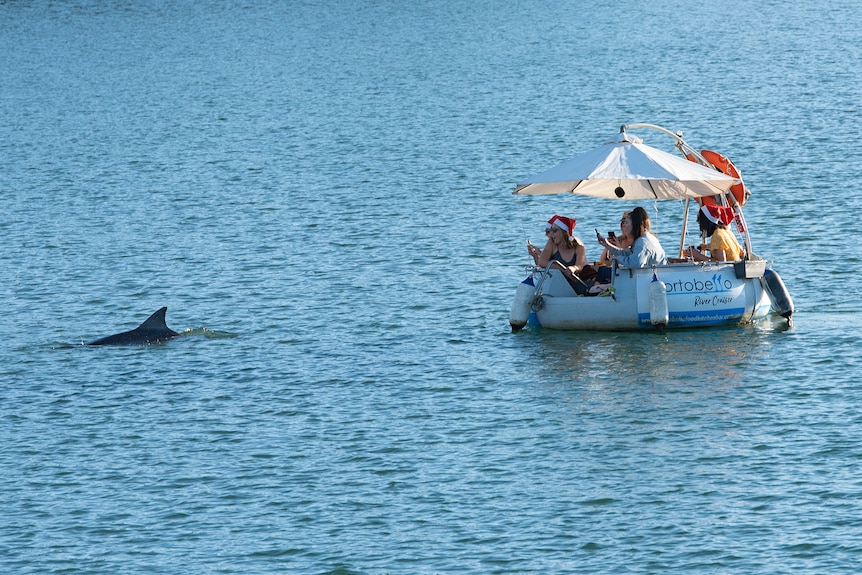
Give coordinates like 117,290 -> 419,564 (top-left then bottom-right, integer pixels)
679,198 -> 690,258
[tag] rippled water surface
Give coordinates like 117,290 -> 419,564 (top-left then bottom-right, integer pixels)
2,1 -> 861,573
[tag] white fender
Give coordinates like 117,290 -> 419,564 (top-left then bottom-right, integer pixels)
761,268 -> 794,321
648,273 -> 669,327
509,277 -> 536,332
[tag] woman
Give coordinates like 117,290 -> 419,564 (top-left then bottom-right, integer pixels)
687,205 -> 744,262
527,215 -> 587,276
597,207 -> 667,268
599,210 -> 634,264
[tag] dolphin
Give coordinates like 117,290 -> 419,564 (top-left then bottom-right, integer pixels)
87,307 -> 180,346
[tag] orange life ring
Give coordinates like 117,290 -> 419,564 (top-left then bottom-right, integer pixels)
685,154 -> 717,206
699,150 -> 749,207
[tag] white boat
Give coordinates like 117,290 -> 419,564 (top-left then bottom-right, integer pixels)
509,123 -> 794,332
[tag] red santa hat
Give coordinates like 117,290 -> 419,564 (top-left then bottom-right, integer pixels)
701,204 -> 735,226
545,214 -> 563,232
548,215 -> 577,240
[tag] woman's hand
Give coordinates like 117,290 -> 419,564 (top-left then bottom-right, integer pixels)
596,233 -> 609,248
687,246 -> 707,261
598,236 -> 616,250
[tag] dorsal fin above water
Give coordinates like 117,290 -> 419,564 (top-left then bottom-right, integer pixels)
87,307 -> 180,346
138,307 -> 171,331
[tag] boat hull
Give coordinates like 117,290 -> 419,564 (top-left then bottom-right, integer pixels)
518,262 -> 772,331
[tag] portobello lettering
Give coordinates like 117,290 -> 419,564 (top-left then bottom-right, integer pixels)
665,276 -> 733,294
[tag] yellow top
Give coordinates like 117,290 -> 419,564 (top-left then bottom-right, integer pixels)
710,227 -> 744,261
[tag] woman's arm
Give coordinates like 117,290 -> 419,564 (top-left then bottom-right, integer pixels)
603,238 -> 631,260
598,238 -> 621,263
573,244 -> 587,271
537,240 -> 555,267
612,237 -> 642,268
615,236 -> 664,268
687,246 -> 709,261
599,247 -> 610,264
687,238 -> 729,262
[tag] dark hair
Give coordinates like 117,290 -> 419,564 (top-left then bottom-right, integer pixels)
629,207 -> 651,239
696,209 -> 719,237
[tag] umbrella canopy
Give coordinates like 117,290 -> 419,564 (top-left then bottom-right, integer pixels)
514,131 -> 740,200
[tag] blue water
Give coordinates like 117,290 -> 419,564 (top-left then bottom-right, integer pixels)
2,1 -> 861,573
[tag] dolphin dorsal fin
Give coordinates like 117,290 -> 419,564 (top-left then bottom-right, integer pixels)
86,307 -> 179,345
138,307 -> 170,331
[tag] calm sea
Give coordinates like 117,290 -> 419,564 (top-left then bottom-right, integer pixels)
2,1 -> 861,573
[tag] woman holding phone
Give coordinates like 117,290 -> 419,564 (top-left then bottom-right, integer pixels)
597,207 -> 667,268
599,210 -> 634,264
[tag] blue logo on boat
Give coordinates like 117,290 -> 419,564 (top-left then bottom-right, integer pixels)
664,273 -> 734,295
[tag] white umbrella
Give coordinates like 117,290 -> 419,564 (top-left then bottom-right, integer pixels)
514,131 -> 740,200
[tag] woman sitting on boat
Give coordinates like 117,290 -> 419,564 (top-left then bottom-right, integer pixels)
598,207 -> 667,268
527,215 -> 587,276
687,204 -> 744,262
599,210 -> 634,264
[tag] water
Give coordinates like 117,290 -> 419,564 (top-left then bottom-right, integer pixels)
2,1 -> 861,573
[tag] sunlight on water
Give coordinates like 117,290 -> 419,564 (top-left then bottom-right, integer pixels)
1,0 -> 860,573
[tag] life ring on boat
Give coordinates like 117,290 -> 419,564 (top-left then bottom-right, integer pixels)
685,150 -> 749,207
685,153 -> 718,207
700,150 -> 749,207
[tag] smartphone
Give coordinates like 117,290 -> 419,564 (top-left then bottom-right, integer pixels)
608,231 -> 616,240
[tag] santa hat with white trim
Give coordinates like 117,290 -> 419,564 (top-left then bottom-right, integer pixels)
545,214 -> 563,232
548,215 -> 577,241
701,204 -> 735,226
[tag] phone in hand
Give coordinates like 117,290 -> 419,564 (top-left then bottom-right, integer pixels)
608,231 -> 616,240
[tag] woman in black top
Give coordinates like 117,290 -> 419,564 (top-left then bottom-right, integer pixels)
528,215 -> 587,276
